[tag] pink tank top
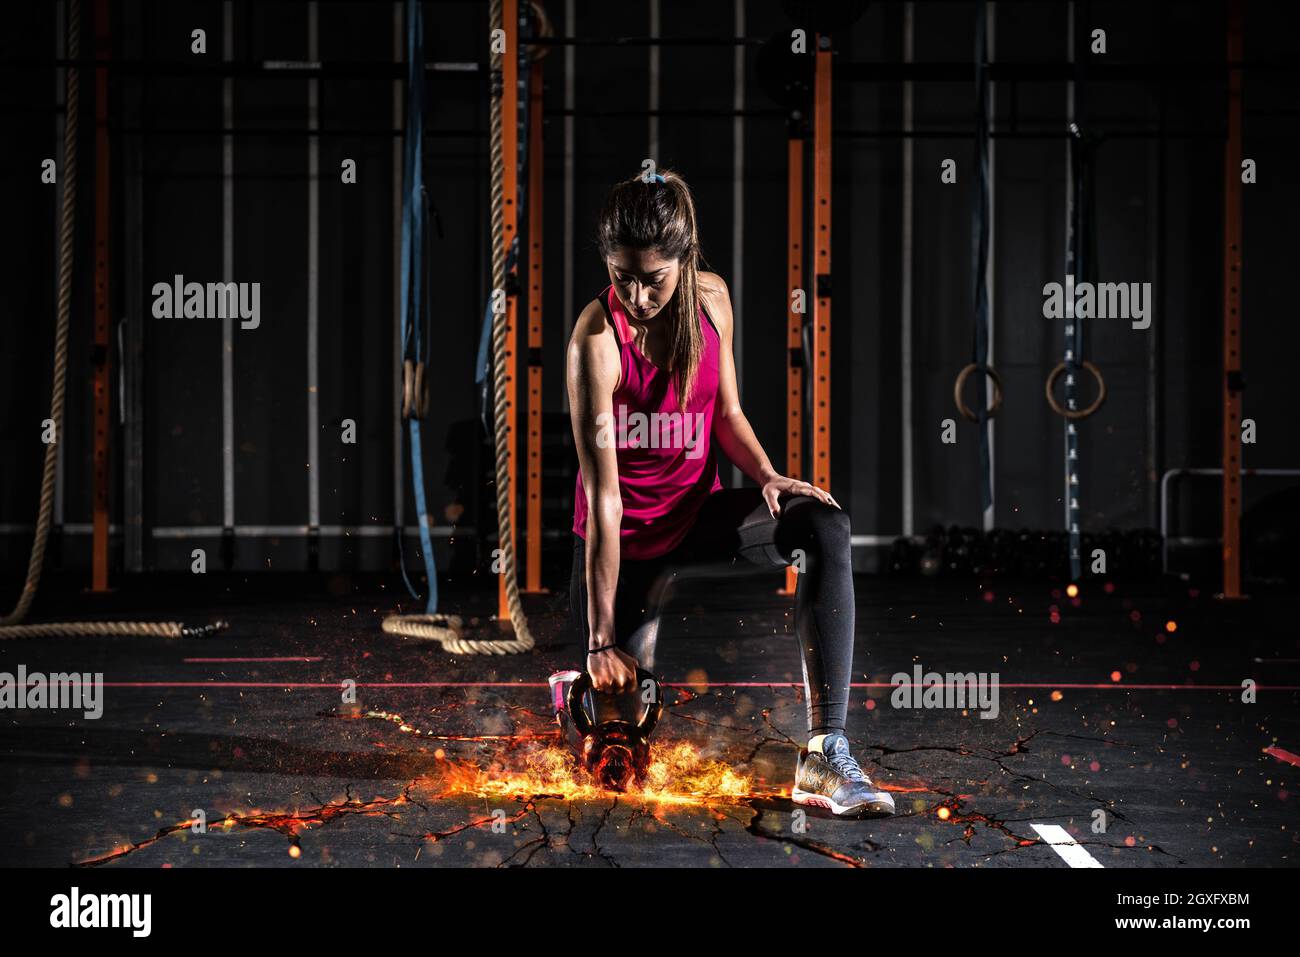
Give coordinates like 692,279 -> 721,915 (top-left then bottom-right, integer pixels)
572,285 -> 723,560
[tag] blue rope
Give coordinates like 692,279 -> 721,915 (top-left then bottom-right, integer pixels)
398,0 -> 439,613
475,235 -> 520,432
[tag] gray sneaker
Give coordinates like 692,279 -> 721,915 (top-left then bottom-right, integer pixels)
792,733 -> 896,817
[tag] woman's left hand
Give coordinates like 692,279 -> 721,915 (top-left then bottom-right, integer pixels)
760,474 -> 840,518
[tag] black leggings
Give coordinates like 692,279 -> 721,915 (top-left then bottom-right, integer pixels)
570,488 -> 855,737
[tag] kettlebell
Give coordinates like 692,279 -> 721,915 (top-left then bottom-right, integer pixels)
558,668 -> 663,792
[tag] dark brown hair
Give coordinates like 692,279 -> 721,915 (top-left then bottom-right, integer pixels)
596,168 -> 705,409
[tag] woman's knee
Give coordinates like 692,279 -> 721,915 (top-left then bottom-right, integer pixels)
781,496 -> 851,556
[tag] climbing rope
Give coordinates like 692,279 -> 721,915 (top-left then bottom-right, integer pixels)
0,0 -> 225,642
481,0 -> 534,653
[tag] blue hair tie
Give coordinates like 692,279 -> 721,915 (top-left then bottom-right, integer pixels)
652,173 -> 665,184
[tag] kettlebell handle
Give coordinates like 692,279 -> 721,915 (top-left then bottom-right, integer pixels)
567,668 -> 663,739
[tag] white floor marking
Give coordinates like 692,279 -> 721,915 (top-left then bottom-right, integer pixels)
1031,823 -> 1104,868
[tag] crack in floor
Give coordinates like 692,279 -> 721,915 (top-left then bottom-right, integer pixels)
80,691 -> 1177,867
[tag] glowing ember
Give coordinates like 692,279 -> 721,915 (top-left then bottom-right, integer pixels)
364,710 -> 558,743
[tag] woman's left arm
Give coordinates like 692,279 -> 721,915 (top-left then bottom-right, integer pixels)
702,273 -> 840,517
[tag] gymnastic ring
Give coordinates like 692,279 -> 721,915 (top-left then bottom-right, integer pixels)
953,363 -> 1004,422
525,1 -> 554,62
401,358 -> 415,420
413,361 -> 429,420
1044,360 -> 1106,419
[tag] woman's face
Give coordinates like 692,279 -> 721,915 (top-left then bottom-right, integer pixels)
606,248 -> 679,322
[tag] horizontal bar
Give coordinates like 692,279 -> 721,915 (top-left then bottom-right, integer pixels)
206,0 -> 488,4
526,36 -> 766,47
263,59 -> 479,72
0,523 -> 446,538
551,107 -> 785,118
841,128 -> 1222,139
3,58 -> 485,78
838,60 -> 1297,83
14,58 -> 1295,84
111,125 -> 486,138
849,535 -> 907,547
1163,468 -> 1300,478
0,524 -> 912,547
1158,467 -> 1300,573
87,125 -> 1300,144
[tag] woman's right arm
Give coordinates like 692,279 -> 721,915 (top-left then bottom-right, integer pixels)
566,306 -> 639,691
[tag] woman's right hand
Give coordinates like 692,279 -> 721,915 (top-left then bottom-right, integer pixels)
588,646 -> 639,693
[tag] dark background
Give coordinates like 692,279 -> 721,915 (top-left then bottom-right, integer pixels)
2,0 -> 1296,586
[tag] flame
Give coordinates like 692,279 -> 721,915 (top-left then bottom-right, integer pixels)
430,738 -> 767,807
361,708 -> 775,808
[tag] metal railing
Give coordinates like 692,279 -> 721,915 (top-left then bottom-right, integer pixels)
1159,467 -> 1300,573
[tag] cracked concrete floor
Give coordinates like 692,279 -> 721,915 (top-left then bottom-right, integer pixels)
0,573 -> 1295,868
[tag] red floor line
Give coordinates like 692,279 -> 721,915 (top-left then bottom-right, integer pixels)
182,657 -> 325,663
50,680 -> 1300,690
1264,746 -> 1300,767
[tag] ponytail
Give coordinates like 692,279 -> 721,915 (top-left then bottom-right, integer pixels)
596,168 -> 707,410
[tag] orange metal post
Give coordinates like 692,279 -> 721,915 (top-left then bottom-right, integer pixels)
524,57 -> 545,593
782,134 -> 804,595
1222,0 -> 1243,599
498,0 -> 519,619
811,36 -> 832,493
92,0 -> 111,592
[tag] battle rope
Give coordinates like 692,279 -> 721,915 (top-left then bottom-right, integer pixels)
0,0 -> 226,642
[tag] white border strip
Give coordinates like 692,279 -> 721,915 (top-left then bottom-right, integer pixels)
1031,823 -> 1104,868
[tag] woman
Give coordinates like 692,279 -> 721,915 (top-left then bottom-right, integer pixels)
565,169 -> 893,817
